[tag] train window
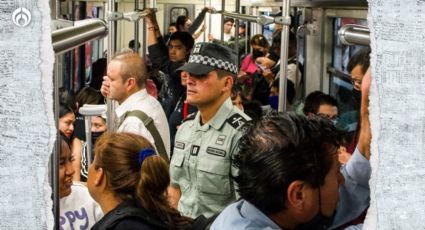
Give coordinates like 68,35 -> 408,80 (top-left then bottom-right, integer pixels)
170,7 -> 189,24
330,18 -> 367,134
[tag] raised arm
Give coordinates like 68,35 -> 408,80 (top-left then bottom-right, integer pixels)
188,6 -> 215,35
145,9 -> 163,47
357,67 -> 372,160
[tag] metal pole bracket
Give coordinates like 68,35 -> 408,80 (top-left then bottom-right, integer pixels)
274,16 -> 291,26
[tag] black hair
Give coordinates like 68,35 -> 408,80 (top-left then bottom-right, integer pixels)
59,103 -> 74,119
59,88 -> 76,112
169,31 -> 195,51
304,93 -> 338,115
169,22 -> 177,27
347,46 -> 371,74
176,15 -> 189,31
243,100 -> 263,120
235,113 -> 345,214
128,39 -> 141,50
302,91 -> 325,115
223,17 -> 235,24
90,58 -> 107,90
271,79 -> 296,104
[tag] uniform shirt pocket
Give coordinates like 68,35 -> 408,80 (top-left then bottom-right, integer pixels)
170,151 -> 187,189
197,158 -> 231,198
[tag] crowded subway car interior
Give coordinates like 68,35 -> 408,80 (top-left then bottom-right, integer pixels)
51,0 -> 371,229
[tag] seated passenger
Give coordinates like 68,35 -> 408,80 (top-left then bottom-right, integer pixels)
266,78 -> 296,112
302,92 -> 352,164
88,132 -> 192,230
59,134 -> 103,230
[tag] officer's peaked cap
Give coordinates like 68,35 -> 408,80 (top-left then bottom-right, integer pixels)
178,42 -> 238,76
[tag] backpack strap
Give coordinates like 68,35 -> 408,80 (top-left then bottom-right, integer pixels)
120,110 -> 169,163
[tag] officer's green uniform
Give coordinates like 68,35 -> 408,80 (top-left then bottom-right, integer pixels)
170,98 -> 250,218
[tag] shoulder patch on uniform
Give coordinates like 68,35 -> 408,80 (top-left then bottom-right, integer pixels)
175,141 -> 185,150
227,113 -> 248,129
206,147 -> 226,157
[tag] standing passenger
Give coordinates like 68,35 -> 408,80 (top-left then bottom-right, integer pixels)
100,52 -> 171,159
169,43 -> 251,218
145,10 -> 195,117
88,132 -> 192,230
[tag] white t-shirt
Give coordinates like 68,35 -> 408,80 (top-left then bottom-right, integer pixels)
59,182 -> 103,230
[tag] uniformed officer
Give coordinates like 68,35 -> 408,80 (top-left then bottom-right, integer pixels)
168,42 -> 251,218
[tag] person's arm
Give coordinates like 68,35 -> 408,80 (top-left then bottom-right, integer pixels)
330,67 -> 372,229
145,9 -> 162,47
188,6 -> 215,35
357,67 -> 372,160
71,138 -> 82,181
145,10 -> 171,73
192,24 -> 206,40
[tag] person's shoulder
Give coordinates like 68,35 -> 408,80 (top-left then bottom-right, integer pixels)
66,182 -> 90,198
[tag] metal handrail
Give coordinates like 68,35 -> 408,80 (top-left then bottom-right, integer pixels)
52,18 -> 108,55
338,24 -> 370,46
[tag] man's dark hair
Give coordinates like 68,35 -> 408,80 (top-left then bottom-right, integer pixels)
304,93 -> 338,115
223,17 -> 235,24
176,15 -> 189,30
169,31 -> 195,51
347,46 -> 371,74
169,22 -> 177,28
128,39 -> 141,50
235,113 -> 345,214
302,91 -> 325,115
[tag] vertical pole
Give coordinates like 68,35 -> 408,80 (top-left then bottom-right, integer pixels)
220,0 -> 225,41
78,2 -> 87,91
234,0 -> 240,67
142,0 -> 148,56
107,0 -> 117,130
85,117 -> 92,164
52,58 -> 60,230
278,0 -> 291,112
203,0 -> 207,42
50,0 -> 60,227
134,0 -> 139,53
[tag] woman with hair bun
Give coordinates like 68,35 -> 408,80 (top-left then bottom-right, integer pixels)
88,132 -> 193,230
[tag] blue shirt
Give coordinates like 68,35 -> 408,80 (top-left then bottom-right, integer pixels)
211,148 -> 370,230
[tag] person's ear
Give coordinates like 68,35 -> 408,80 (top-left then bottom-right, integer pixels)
287,180 -> 307,211
223,76 -> 233,91
126,77 -> 137,90
94,167 -> 105,188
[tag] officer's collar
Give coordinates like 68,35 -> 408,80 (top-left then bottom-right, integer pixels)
191,98 -> 233,131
